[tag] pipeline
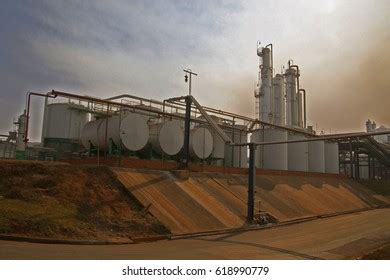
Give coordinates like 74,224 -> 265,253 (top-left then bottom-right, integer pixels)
299,89 -> 306,129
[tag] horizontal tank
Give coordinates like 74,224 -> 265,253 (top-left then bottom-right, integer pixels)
42,103 -> 89,141
251,128 -> 288,170
287,133 -> 308,172
132,104 -> 162,122
81,112 -> 149,151
149,120 -> 184,155
81,118 -> 105,149
324,141 -> 339,174
196,115 -> 225,159
189,127 -> 213,159
120,113 -> 149,151
308,141 -> 325,173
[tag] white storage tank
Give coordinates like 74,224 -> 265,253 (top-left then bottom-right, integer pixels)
132,104 -> 162,122
324,141 -> 339,174
196,115 -> 225,159
288,133 -> 308,172
211,131 -> 225,159
42,103 -> 89,140
120,113 -> 150,151
81,118 -> 105,149
81,112 -> 149,151
189,127 -> 213,159
149,120 -> 184,155
224,125 -> 248,168
308,141 -> 325,173
251,128 -> 288,170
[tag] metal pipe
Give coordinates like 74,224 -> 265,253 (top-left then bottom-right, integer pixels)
265,43 -> 273,76
299,89 -> 306,128
231,131 -> 390,147
42,90 -> 247,135
349,138 -> 353,178
248,119 -> 315,137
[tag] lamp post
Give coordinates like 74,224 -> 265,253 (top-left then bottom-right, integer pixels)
183,69 -> 198,95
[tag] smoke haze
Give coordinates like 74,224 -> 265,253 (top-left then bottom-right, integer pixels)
0,0 -> 389,140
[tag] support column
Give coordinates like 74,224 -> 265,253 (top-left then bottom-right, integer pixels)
182,96 -> 192,168
247,143 -> 256,223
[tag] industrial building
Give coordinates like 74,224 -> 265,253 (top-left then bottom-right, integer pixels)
1,43 -> 389,179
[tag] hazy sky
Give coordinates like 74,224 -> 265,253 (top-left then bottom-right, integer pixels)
0,0 -> 389,140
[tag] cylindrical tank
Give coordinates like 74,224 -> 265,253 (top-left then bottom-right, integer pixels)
324,141 -> 339,174
196,115 -> 225,159
308,141 -> 325,173
42,103 -> 89,140
120,113 -> 149,151
149,120 -> 184,155
251,128 -> 288,170
225,125 -> 248,168
81,118 -> 105,149
285,68 -> 298,127
272,74 -> 286,126
132,104 -> 162,122
189,127 -> 213,159
288,133 -> 308,172
81,113 -> 149,151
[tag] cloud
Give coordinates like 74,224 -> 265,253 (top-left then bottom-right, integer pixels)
0,0 -> 389,140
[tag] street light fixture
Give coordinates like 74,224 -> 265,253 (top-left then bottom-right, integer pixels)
183,69 -> 198,95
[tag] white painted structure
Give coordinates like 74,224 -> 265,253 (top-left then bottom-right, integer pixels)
81,112 -> 149,151
42,103 -> 89,141
324,141 -> 339,174
285,67 -> 299,127
287,133 -> 308,172
225,126 -> 248,168
272,74 -> 286,126
120,114 -> 150,151
149,120 -> 184,155
308,141 -> 325,173
251,128 -> 288,170
256,46 -> 273,123
189,127 -> 213,159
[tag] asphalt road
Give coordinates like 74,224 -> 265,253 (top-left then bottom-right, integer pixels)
1,209 -> 389,260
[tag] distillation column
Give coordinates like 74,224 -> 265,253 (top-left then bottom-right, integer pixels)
272,74 -> 286,126
285,67 -> 299,127
255,45 -> 273,123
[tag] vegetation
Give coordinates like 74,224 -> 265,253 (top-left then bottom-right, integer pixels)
0,160 -> 169,241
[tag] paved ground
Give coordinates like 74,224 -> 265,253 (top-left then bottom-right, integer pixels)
1,209 -> 389,260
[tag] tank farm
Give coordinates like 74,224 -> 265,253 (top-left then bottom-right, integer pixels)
1,43 -> 389,251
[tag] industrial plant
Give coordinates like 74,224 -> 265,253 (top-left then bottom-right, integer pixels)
0,42 -> 390,261
0,43 -> 389,180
